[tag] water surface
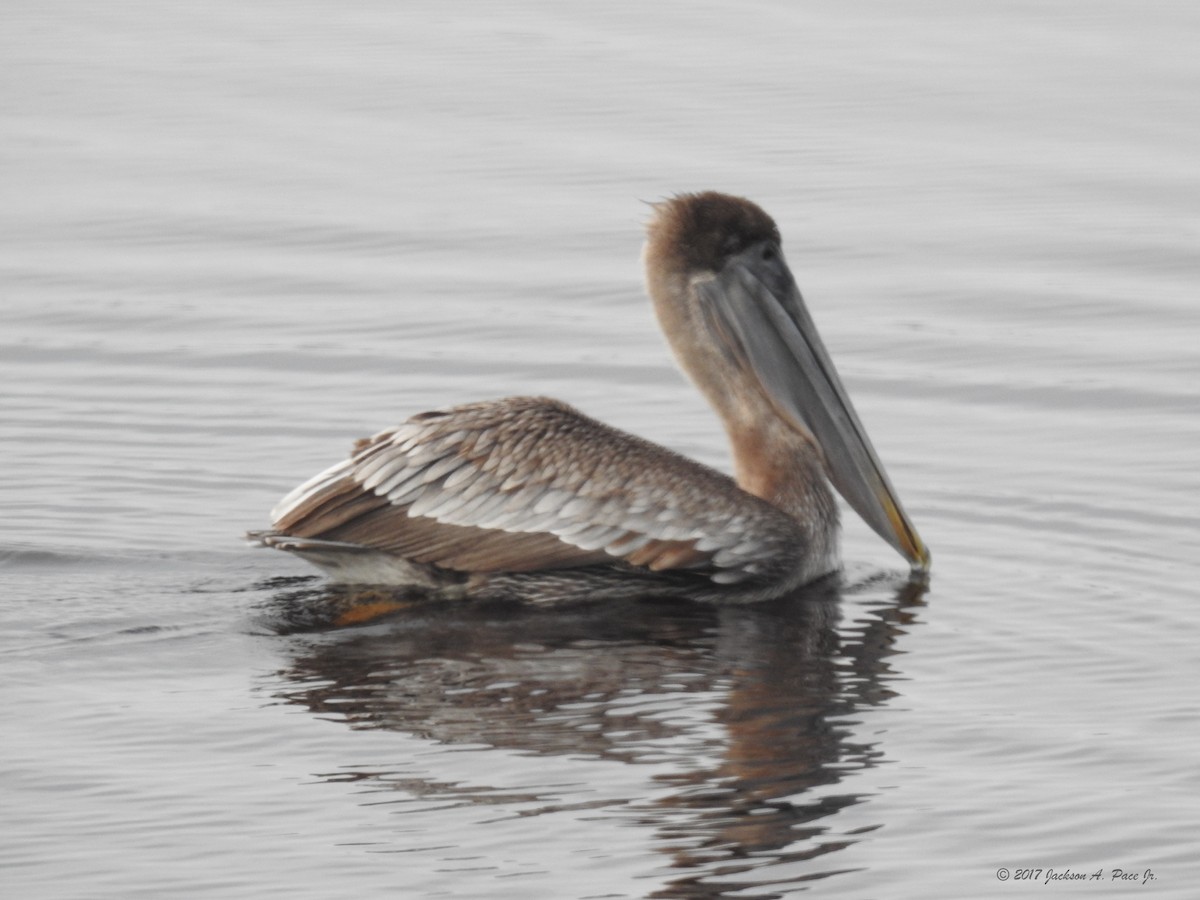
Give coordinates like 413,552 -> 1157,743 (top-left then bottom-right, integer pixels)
3,2 -> 1199,897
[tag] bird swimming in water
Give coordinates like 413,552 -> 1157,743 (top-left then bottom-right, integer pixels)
251,192 -> 929,604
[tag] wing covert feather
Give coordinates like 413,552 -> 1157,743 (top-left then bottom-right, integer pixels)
271,397 -> 803,581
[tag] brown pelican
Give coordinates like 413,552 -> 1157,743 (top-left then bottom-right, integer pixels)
251,192 -> 929,603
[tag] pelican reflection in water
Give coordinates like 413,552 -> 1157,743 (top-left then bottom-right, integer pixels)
252,192 -> 929,603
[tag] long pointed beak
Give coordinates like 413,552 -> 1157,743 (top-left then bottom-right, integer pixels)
695,242 -> 930,573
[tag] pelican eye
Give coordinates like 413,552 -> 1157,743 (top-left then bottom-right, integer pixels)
761,244 -> 777,262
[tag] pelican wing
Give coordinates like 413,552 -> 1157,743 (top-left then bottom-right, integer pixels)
267,396 -> 803,583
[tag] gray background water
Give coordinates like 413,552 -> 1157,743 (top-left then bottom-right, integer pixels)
3,2 -> 1198,897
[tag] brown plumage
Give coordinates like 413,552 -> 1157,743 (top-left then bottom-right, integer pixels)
251,192 -> 929,603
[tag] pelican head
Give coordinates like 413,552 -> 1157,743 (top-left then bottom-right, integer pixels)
644,191 -> 929,573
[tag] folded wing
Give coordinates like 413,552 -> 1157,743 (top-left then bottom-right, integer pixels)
264,396 -> 804,585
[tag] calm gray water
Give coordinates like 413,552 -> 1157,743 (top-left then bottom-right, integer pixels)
3,2 -> 1199,898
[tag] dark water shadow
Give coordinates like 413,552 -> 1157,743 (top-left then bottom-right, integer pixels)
260,575 -> 927,898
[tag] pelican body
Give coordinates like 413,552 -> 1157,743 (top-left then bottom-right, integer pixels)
252,193 -> 929,603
